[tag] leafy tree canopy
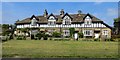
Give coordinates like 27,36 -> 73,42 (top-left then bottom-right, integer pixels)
114,17 -> 120,22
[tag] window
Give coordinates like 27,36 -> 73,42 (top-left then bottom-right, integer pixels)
85,16 -> 91,25
31,18 -> 37,26
102,30 -> 108,35
63,16 -> 71,25
64,19 -> 71,25
48,21 -> 56,25
63,30 -> 70,36
84,30 -> 93,36
49,17 -> 54,20
48,16 -> 56,25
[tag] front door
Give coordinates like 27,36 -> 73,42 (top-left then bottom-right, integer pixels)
74,31 -> 79,40
74,33 -> 78,40
94,30 -> 100,38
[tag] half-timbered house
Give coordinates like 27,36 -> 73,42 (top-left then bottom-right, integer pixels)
15,9 -> 112,39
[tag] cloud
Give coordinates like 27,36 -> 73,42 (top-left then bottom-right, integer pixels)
107,8 -> 118,16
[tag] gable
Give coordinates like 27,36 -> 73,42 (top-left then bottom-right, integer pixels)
83,13 -> 93,20
16,13 -> 104,25
84,16 -> 92,21
30,15 -> 39,21
47,13 -> 57,21
62,13 -> 73,20
48,16 -> 56,20
63,15 -> 71,20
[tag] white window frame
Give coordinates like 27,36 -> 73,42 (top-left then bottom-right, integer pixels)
48,16 -> 56,25
48,21 -> 56,25
102,30 -> 108,35
83,30 -> 93,36
85,16 -> 92,25
31,18 -> 37,26
63,30 -> 70,36
63,16 -> 71,25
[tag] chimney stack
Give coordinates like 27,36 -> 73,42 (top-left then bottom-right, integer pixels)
43,9 -> 48,17
78,10 -> 82,16
60,9 -> 64,17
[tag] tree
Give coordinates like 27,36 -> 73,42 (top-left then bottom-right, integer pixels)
69,28 -> 75,38
78,32 -> 83,38
2,24 -> 10,36
114,18 -> 120,22
114,18 -> 120,35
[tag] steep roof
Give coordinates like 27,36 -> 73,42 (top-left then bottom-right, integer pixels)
15,13 -> 103,24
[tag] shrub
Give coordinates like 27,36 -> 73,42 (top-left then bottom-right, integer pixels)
35,32 -> 42,40
23,36 -> 26,40
16,35 -> 23,40
69,28 -> 75,38
105,38 -> 113,41
78,32 -> 83,38
16,35 -> 26,40
43,34 -> 49,40
111,35 -> 120,39
94,38 -> 100,41
52,32 -> 61,38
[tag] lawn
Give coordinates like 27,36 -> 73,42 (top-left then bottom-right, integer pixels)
2,40 -> 118,58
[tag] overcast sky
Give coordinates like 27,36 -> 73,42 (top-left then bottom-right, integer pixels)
2,2 -> 118,26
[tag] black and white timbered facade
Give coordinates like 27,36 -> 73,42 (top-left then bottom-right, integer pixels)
15,9 -> 112,39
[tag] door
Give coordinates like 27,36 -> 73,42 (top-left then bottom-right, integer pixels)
94,30 -> 100,38
74,33 -> 78,40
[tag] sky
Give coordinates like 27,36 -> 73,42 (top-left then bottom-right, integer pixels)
2,2 -> 118,26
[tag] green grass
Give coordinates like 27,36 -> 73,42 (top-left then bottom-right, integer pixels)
2,40 -> 118,58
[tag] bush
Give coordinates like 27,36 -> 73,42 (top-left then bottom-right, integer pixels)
78,32 -> 83,38
16,35 -> 23,40
52,32 -> 61,38
35,32 -> 42,40
111,35 -> 120,39
23,36 -> 26,40
69,28 -> 75,38
16,35 -> 26,40
94,38 -> 100,41
105,38 -> 113,41
43,34 -> 49,40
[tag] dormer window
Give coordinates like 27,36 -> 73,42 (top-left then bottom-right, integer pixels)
49,16 -> 54,20
31,18 -> 37,26
62,13 -> 72,25
83,13 -> 93,25
85,16 -> 91,25
63,16 -> 71,25
47,13 -> 56,25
